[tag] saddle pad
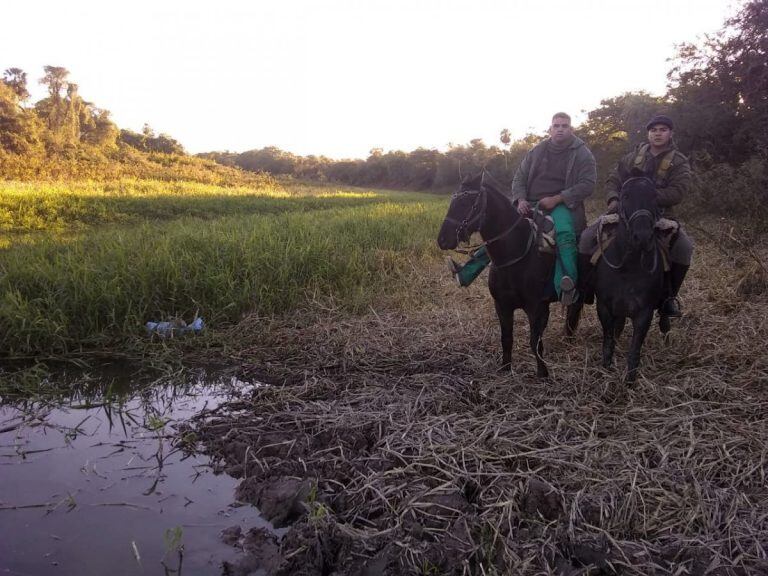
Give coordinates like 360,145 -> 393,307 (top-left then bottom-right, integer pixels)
655,217 -> 679,234
591,214 -> 676,271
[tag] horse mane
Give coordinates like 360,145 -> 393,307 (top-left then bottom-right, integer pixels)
480,170 -> 505,196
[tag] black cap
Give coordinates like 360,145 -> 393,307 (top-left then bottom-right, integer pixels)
646,115 -> 674,131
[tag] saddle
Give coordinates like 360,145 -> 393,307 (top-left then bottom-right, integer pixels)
590,213 -> 679,271
530,211 -> 557,254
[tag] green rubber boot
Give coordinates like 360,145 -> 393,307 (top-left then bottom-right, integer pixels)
446,246 -> 490,287
550,204 -> 579,303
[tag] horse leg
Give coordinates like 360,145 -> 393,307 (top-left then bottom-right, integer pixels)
626,307 -> 654,384
597,301 -> 616,369
564,301 -> 583,337
614,316 -> 627,338
527,305 -> 550,378
495,302 -> 514,372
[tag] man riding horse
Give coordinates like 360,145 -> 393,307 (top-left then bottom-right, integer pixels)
577,114 -> 693,321
447,112 -> 597,307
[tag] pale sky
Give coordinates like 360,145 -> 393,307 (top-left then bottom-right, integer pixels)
3,0 -> 737,159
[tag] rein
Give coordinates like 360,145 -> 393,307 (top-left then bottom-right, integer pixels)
490,218 -> 535,268
599,206 -> 659,273
449,186 -> 535,268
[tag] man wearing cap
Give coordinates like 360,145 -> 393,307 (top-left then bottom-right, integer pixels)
577,114 -> 693,320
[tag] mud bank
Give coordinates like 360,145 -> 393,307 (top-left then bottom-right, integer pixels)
187,243 -> 768,576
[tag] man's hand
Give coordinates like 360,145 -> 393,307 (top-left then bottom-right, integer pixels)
537,194 -> 563,212
517,199 -> 532,216
607,199 -> 620,214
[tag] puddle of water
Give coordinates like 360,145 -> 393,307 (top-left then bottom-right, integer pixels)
0,370 -> 268,576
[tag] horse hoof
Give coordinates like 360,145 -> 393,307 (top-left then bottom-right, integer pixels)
537,367 -> 549,378
659,315 -> 671,333
498,363 -> 512,373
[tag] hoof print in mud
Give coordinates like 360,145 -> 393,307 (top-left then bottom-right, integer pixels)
521,478 -> 563,521
236,476 -> 314,528
221,526 -> 281,576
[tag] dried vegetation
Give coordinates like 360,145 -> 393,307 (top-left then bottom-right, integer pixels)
188,226 -> 768,576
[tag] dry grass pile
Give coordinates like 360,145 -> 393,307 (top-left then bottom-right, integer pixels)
186,231 -> 768,576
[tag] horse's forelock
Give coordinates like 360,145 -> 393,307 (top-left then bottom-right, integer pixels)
620,177 -> 657,213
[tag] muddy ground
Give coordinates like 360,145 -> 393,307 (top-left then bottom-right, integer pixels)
185,230 -> 768,576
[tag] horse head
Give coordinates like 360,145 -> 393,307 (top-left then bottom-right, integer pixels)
437,172 -> 487,250
619,176 -> 659,252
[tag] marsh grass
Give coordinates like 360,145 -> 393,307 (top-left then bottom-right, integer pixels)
0,180 -> 447,357
0,179 -> 420,240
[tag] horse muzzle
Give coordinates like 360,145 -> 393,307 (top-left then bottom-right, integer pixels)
437,223 -> 460,250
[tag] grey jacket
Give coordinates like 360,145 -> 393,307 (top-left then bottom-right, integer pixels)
510,136 -> 597,232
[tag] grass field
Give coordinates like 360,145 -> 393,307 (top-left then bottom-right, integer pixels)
0,179 -> 447,357
3,176 -> 768,574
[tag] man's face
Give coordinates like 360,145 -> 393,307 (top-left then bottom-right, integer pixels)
549,117 -> 573,145
648,124 -> 672,148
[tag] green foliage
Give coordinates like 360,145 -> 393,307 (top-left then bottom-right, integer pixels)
0,82 -> 46,156
682,152 -> 768,226
119,126 -> 184,154
220,139 -> 526,192
0,66 -> 228,183
0,181 -> 445,356
0,179 -> 388,236
667,0 -> 768,162
2,68 -> 30,101
577,92 -> 666,177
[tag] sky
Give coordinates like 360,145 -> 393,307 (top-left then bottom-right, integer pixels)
3,0 -> 737,159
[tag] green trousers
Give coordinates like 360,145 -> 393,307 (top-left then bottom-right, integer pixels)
455,204 -> 578,295
550,204 -> 578,299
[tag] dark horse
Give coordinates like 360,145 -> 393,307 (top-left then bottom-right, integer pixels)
594,176 -> 667,383
437,171 -> 563,377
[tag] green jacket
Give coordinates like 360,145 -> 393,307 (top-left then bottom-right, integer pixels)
605,143 -> 691,218
510,136 -> 596,232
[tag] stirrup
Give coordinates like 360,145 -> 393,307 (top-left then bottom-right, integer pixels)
559,275 -> 579,306
445,256 -> 461,274
445,257 -> 463,286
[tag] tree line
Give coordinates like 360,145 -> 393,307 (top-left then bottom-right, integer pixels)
201,0 -> 767,219
0,66 -> 231,181
1,0 -> 766,218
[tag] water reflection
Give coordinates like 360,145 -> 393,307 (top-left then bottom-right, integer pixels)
0,368 -> 268,576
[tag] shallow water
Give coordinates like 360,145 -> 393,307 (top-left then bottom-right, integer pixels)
0,370 -> 268,576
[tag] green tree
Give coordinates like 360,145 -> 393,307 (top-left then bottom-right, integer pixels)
2,68 -> 30,101
578,92 -> 666,178
0,81 -> 45,155
667,0 -> 768,160
35,66 -> 77,146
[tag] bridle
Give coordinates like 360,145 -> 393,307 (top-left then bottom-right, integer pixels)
446,186 -> 535,268
444,187 -> 487,245
599,178 -> 660,273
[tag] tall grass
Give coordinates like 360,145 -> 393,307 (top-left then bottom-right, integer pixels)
0,179 -> 429,240
0,181 -> 447,356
